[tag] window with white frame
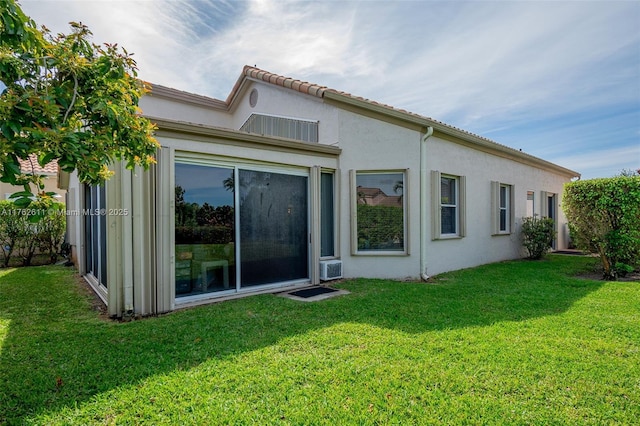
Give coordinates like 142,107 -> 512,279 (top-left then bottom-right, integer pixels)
526,191 -> 535,217
431,171 -> 466,239
320,171 -> 335,257
351,170 -> 407,254
491,181 -> 515,235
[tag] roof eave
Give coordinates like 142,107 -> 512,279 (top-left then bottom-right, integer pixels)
323,91 -> 580,179
149,84 -> 229,110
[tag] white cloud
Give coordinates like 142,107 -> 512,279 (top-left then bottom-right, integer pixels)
16,0 -> 640,179
551,145 -> 640,179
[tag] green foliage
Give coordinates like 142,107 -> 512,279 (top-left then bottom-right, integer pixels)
175,225 -> 234,245
0,198 -> 65,266
563,176 -> 640,279
357,204 -> 404,250
521,216 -> 556,259
0,0 -> 158,205
175,185 -> 235,244
35,200 -> 66,263
0,199 -> 23,266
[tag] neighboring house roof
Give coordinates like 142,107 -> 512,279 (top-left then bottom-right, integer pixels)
149,65 -> 581,179
357,186 -> 402,207
18,154 -> 58,175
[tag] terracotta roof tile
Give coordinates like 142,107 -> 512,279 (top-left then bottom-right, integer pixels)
242,65 -> 328,99
18,154 -> 58,175
156,65 -> 578,177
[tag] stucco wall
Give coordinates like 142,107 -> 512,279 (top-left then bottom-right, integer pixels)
0,175 -> 63,202
231,81 -> 340,145
336,109 -> 424,280
423,135 -> 571,276
140,94 -> 233,128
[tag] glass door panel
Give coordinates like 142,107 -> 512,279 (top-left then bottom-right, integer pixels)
238,170 -> 308,287
175,163 -> 236,297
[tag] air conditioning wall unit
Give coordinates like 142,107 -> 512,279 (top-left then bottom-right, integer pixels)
319,260 -> 343,281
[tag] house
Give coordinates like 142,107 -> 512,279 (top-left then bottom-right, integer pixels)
61,66 -> 580,318
0,154 -> 64,202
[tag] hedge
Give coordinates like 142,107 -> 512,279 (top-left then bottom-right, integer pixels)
563,176 -> 640,279
0,199 -> 66,267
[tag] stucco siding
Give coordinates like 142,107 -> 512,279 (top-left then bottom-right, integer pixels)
231,81 -> 340,146
336,109 -> 423,280
140,95 -> 233,128
424,135 -> 571,276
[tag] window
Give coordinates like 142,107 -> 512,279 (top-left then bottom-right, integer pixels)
491,181 -> 514,235
440,176 -> 458,234
351,170 -> 407,253
499,185 -> 509,232
320,172 -> 335,257
431,171 -> 466,239
526,191 -> 535,217
240,114 -> 318,143
84,184 -> 107,288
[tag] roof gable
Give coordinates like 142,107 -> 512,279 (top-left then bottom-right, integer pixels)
149,65 -> 580,178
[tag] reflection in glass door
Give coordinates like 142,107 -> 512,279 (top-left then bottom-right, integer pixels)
175,163 -> 236,297
239,170 -> 309,287
175,162 -> 310,298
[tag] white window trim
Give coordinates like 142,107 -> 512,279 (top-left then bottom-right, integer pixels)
431,171 -> 466,240
491,181 -> 515,235
350,169 -> 409,256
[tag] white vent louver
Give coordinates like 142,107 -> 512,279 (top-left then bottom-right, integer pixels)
319,260 -> 342,281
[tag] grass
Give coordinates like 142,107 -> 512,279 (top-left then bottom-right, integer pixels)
0,255 -> 638,425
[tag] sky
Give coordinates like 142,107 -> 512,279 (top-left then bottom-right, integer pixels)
17,0 -> 640,179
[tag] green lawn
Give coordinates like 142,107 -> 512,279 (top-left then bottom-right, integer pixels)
0,255 -> 638,425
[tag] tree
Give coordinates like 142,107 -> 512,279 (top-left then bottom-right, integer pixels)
563,176 -> 640,279
0,0 -> 158,206
617,168 -> 640,177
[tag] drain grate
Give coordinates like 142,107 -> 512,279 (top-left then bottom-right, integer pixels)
288,286 -> 338,298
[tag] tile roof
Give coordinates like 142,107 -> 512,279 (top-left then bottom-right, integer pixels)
238,66 -> 579,178
237,66 -> 510,146
151,65 -> 580,178
18,154 -> 58,175
239,66 -> 328,99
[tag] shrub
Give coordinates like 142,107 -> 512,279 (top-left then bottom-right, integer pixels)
0,200 -> 25,267
563,176 -> 640,280
357,204 -> 404,250
36,201 -> 66,263
0,199 -> 66,267
521,216 -> 556,260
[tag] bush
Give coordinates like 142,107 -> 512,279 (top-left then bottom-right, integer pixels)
0,199 -> 66,267
521,216 -> 556,260
357,204 -> 404,250
175,225 -> 234,245
0,201 -> 24,267
563,176 -> 640,280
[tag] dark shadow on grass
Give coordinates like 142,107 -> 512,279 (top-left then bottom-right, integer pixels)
0,255 -> 603,422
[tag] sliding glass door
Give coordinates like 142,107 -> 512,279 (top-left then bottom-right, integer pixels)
175,163 -> 236,297
239,170 -> 308,287
175,161 -> 309,298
